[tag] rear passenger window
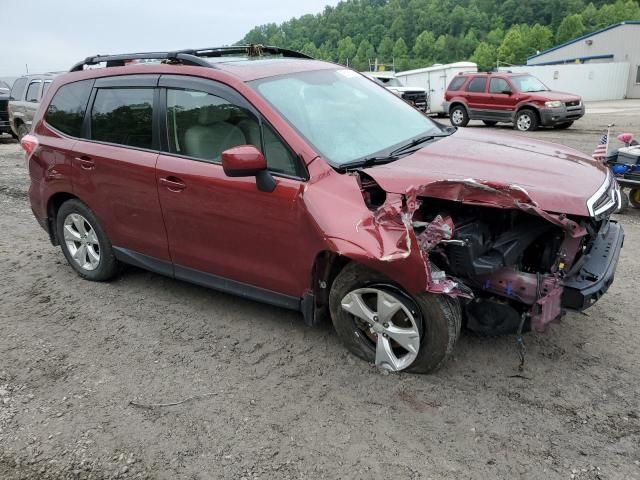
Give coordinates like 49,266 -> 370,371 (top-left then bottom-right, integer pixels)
466,77 -> 487,93
91,88 -> 153,149
166,88 -> 299,175
25,82 -> 41,102
42,81 -> 52,99
46,80 -> 93,137
10,78 -> 27,100
447,76 -> 466,91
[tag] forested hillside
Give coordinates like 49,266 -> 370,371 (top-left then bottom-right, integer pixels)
241,0 -> 640,71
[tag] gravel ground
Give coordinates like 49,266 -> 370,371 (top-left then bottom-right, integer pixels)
1,100 -> 639,480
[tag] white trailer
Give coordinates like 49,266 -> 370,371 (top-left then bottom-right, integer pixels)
395,62 -> 477,114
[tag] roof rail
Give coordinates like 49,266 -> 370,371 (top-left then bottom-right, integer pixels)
69,44 -> 312,72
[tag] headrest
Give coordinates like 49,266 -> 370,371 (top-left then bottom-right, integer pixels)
198,105 -> 231,125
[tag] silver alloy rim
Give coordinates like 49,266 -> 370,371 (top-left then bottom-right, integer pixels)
341,288 -> 420,371
451,109 -> 464,125
63,213 -> 100,271
517,113 -> 532,131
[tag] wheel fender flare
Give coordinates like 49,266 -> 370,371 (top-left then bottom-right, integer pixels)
513,104 -> 540,122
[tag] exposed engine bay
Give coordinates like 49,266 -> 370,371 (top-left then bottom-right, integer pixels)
357,172 -> 621,336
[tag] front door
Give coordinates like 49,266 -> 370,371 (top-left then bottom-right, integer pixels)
155,80 -> 309,298
488,77 -> 518,121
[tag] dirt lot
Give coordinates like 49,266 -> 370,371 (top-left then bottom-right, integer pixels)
1,100 -> 639,480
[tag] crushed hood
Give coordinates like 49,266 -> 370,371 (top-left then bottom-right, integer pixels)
364,129 -> 607,216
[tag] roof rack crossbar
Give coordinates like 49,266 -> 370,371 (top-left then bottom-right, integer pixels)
69,44 -> 312,72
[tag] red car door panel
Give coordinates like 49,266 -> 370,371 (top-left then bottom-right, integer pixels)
156,155 -> 306,297
71,141 -> 170,261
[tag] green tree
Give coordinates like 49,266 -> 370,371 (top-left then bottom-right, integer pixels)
497,26 -> 526,65
393,37 -> 409,70
336,36 -> 357,65
377,36 -> 395,62
556,14 -> 585,43
413,30 -> 435,61
473,41 -> 496,71
355,39 -> 376,70
301,42 -> 319,58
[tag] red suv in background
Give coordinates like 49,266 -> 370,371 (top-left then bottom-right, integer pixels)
443,72 -> 584,131
22,47 -> 622,374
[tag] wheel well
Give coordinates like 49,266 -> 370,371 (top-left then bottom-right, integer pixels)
47,192 -> 78,244
449,102 -> 467,115
516,105 -> 540,120
309,251 -> 351,325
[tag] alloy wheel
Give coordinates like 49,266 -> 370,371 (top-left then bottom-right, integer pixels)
517,113 -> 532,131
63,213 -> 100,271
451,109 -> 464,125
340,287 -> 421,371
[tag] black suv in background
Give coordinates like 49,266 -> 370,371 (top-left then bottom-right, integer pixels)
0,80 -> 14,138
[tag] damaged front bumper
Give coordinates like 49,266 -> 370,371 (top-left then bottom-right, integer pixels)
561,220 -> 624,310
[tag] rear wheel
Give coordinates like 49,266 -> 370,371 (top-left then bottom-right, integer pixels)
554,121 -> 573,129
56,199 -> 119,281
449,105 -> 469,127
629,189 -> 640,209
482,120 -> 498,127
514,109 -> 539,132
329,263 -> 461,374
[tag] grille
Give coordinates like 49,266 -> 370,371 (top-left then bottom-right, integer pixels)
402,92 -> 426,104
0,100 -> 8,121
565,100 -> 581,107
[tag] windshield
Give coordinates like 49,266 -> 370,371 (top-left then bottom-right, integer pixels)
511,75 -> 549,92
251,69 -> 442,166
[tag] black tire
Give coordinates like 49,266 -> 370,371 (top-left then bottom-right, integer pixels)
10,130 -> 18,140
554,121 -> 573,129
56,199 -> 119,281
514,109 -> 539,132
617,190 -> 629,213
17,123 -> 29,141
329,262 -> 461,374
449,105 -> 469,127
482,120 -> 498,127
629,189 -> 640,209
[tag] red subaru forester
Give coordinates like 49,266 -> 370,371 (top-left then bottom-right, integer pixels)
23,46 -> 623,373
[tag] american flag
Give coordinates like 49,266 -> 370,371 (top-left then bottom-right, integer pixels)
592,131 -> 609,160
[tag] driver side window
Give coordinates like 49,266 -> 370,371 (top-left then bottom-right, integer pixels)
165,88 -> 300,176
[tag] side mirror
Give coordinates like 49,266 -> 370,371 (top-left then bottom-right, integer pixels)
221,145 -> 276,192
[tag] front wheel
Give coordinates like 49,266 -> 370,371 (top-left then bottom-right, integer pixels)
56,199 -> 119,281
449,105 -> 469,127
514,109 -> 539,132
629,189 -> 640,209
329,263 -> 461,374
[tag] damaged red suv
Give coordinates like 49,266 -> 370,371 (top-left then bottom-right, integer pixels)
24,46 -> 623,373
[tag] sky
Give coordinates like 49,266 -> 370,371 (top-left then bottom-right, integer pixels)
0,0 -> 340,77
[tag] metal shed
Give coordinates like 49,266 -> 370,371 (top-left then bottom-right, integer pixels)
526,21 -> 640,99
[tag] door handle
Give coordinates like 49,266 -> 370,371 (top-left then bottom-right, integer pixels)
74,155 -> 95,170
159,176 -> 186,192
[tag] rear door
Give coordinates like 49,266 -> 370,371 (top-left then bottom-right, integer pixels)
24,79 -> 43,129
155,76 -> 308,299
464,76 -> 490,118
70,75 -> 170,263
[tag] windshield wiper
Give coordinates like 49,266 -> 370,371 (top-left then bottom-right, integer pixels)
339,155 -> 400,170
389,132 -> 451,156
